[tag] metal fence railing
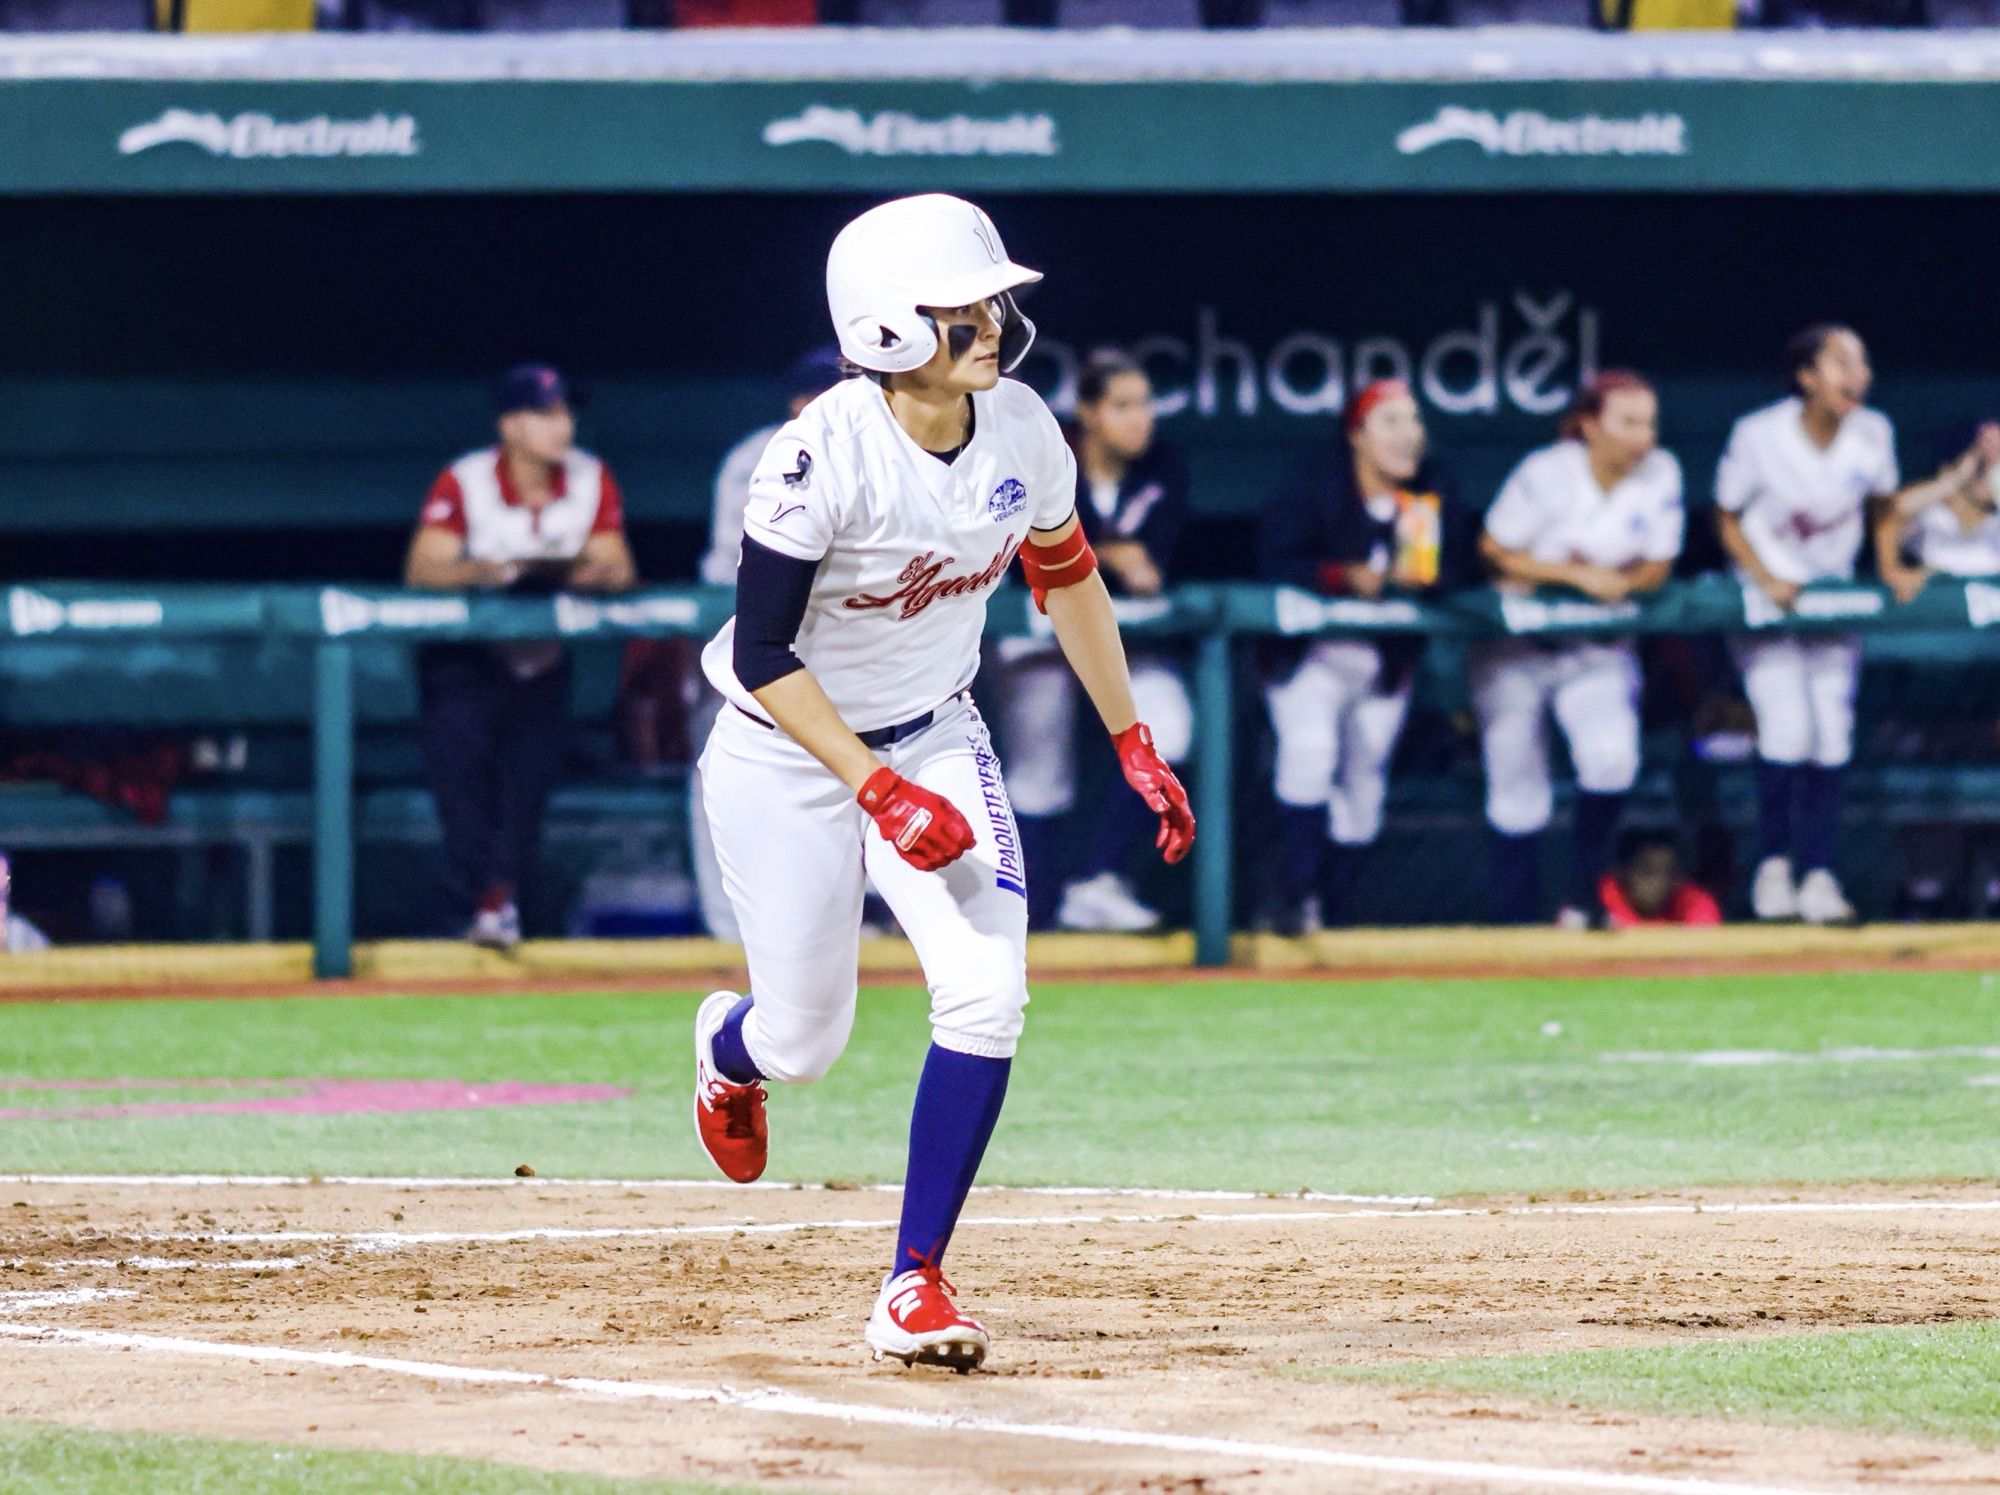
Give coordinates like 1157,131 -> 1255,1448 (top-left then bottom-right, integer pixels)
3,575 -> 1996,973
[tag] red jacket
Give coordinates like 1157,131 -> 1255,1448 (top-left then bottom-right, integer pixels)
1598,873 -> 1723,929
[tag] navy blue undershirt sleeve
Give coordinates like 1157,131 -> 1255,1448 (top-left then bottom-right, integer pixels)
732,535 -> 821,693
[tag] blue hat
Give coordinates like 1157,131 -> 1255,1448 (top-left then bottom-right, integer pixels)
784,346 -> 846,402
494,363 -> 568,416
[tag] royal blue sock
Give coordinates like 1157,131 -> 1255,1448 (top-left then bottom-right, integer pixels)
710,995 -> 764,1085
1318,840 -> 1369,926
893,1044 -> 1011,1276
1570,791 -> 1624,907
1277,805 -> 1328,906
1490,830 -> 1543,924
1794,765 -> 1843,874
1757,761 -> 1799,863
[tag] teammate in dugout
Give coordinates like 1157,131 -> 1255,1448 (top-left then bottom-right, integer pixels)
689,195 -> 1194,1371
1871,420 -> 2000,919
1472,371 -> 1684,927
996,349 -> 1193,933
406,363 -> 636,947
1256,378 -> 1463,932
1716,325 -> 1898,926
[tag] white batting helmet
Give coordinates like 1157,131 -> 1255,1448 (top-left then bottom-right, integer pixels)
825,194 -> 1041,376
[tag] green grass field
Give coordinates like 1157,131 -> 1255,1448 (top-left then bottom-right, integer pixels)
4,968 -> 2000,1487
1321,1321 -> 2000,1446
1,970 -> 1999,1191
0,1420 -> 751,1495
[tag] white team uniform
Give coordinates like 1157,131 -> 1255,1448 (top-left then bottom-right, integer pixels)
686,423 -> 783,946
1716,396 -> 1898,767
1471,440 -> 1685,835
699,375 -> 1075,1080
1266,637 -> 1412,846
1906,494 -> 2000,576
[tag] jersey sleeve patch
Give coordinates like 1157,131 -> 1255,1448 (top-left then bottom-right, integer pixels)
743,433 -> 835,562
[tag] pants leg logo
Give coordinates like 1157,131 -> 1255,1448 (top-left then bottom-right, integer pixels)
970,726 -> 1027,899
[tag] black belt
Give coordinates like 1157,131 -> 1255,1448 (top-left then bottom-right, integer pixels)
735,690 -> 966,750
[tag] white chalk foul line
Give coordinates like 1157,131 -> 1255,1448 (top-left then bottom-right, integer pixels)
29,1197 -> 2000,1254
0,1287 -> 133,1310
1602,1045 -> 2000,1067
0,1319 -> 1837,1495
0,1174 -> 1432,1205
4,1256 -> 303,1273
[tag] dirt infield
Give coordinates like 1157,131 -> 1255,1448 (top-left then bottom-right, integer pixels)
2,1178 -> 1999,1491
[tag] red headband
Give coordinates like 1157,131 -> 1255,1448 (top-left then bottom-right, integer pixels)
1346,378 -> 1412,436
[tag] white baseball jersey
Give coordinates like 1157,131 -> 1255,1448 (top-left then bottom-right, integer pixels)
701,376 -> 1077,735
1909,498 -> 2000,577
700,422 -> 781,587
1715,396 -> 1899,585
421,446 -> 622,563
1484,439 -> 1685,569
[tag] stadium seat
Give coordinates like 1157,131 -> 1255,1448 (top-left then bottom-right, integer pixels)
0,0 -> 148,27
1436,0 -> 1595,24
1602,0 -> 1736,26
1751,0 -> 1924,21
153,0 -> 315,27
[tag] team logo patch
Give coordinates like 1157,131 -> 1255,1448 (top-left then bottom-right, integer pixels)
988,478 -> 1027,521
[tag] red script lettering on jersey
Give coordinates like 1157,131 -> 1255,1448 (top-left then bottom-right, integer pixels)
843,541 -> 1021,622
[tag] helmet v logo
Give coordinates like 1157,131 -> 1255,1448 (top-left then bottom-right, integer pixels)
971,213 -> 1000,264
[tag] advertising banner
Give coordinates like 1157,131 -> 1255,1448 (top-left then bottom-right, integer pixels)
6,78 -> 2000,195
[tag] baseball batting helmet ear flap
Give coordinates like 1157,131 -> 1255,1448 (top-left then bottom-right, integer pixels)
996,290 -> 1036,374
826,194 -> 1044,376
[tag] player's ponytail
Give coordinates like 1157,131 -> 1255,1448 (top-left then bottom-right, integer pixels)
1561,369 -> 1655,442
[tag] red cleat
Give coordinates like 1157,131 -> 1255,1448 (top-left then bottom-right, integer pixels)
693,990 -> 767,1184
865,1267 -> 990,1372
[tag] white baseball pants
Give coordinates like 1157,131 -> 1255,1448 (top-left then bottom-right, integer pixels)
1265,638 -> 1412,846
1729,634 -> 1861,768
698,696 -> 1029,1084
1471,639 -> 1641,837
684,688 -> 741,944
996,649 -> 1192,819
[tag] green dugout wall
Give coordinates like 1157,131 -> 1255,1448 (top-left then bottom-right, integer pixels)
6,30 -> 2000,548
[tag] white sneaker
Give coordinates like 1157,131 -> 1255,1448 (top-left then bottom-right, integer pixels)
1055,872 -> 1161,933
1796,868 -> 1857,926
1555,905 -> 1592,932
467,900 -> 521,949
1751,856 -> 1798,922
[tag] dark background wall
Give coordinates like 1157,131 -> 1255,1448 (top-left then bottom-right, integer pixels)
3,191 -> 1999,583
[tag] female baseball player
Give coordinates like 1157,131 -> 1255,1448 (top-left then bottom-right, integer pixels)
1873,421 -> 2000,601
1256,378 -> 1459,930
996,349 -> 1192,933
1472,370 -> 1683,926
690,195 -> 1193,1372
1717,325 -> 1898,925
1874,420 -> 2000,915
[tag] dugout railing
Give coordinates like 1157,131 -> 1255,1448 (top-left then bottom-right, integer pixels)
1,575 -> 1997,974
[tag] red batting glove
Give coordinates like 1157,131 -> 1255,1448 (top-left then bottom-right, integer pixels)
1113,723 -> 1195,866
858,767 -> 976,872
